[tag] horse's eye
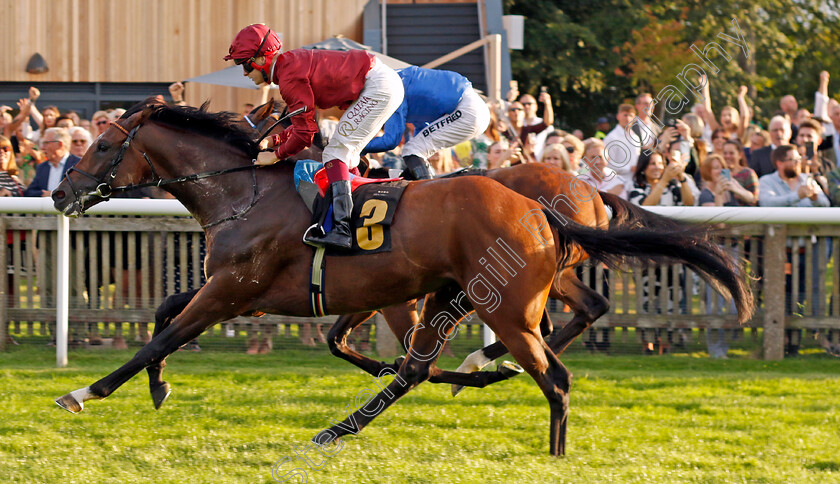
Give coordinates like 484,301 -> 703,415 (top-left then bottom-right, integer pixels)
97,143 -> 109,152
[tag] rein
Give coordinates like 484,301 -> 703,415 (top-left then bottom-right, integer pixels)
255,106 -> 307,147
67,119 -> 263,229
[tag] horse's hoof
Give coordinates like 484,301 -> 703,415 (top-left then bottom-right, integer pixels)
497,360 -> 524,378
55,387 -> 93,414
151,382 -> 171,410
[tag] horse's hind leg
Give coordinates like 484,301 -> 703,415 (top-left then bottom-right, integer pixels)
545,269 -> 610,356
146,288 -> 200,409
450,309 -> 551,396
56,282 -> 242,413
314,286 -> 462,444
327,310 -> 397,375
329,299 -> 520,390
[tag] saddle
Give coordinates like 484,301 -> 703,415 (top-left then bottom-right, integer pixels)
294,160 -> 403,213
293,160 -> 408,255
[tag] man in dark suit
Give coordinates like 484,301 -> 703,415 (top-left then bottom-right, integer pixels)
749,115 -> 791,178
24,127 -> 79,197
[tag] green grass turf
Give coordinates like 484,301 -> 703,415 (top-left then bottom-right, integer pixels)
2,346 -> 840,483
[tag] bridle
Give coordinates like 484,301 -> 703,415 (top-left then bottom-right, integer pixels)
65,119 -> 261,229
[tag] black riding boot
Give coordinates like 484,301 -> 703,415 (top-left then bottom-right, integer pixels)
403,154 -> 435,180
305,180 -> 353,249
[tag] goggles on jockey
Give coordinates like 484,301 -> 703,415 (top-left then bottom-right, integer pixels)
234,30 -> 271,75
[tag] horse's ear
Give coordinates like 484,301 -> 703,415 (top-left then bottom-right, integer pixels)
254,99 -> 275,123
133,107 -> 155,126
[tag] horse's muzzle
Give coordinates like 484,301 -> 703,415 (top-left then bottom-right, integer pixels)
52,189 -> 82,217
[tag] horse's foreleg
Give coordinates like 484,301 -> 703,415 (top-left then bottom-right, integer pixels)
314,287 -> 459,444
56,284 -> 242,413
146,288 -> 200,409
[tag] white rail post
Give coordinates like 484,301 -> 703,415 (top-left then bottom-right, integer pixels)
56,214 -> 70,367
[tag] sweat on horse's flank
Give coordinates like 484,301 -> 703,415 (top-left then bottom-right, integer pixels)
6,348 -> 840,483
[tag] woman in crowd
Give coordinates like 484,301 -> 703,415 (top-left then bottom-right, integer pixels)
68,127 -> 93,159
31,105 -> 59,144
579,138 -> 625,197
486,140 -> 521,169
561,133 -> 584,172
0,136 -> 24,196
629,150 -> 696,207
0,136 -> 26,346
718,139 -> 759,206
698,154 -> 747,207
710,128 -> 727,157
539,143 -> 575,173
90,110 -> 111,138
699,80 -> 751,142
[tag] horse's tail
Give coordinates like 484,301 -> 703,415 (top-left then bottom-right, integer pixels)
543,208 -> 755,325
599,190 -> 682,231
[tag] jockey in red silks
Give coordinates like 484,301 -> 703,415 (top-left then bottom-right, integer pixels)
224,23 -> 404,249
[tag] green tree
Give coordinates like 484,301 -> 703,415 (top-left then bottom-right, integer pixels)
505,0 -> 840,133
504,0 -> 647,134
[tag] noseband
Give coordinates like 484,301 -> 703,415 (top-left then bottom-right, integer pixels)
65,119 -> 261,228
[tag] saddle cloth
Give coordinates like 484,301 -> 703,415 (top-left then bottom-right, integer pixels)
294,160 -> 409,255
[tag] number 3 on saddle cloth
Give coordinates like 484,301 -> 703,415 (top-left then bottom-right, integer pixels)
293,160 -> 408,254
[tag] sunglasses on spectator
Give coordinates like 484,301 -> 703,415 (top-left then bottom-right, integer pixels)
521,102 -> 534,106
72,139 -> 87,144
96,120 -> 109,126
508,107 -> 524,112
565,146 -> 576,153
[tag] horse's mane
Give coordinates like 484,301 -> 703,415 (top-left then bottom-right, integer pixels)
122,98 -> 258,158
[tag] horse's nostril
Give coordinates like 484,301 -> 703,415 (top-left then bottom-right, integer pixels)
52,190 -> 66,201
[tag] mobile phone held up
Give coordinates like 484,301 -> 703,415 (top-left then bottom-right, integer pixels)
721,168 -> 731,180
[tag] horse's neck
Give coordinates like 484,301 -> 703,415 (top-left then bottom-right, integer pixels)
157,149 -> 296,229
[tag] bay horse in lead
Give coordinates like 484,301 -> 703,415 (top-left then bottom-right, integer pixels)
51,101 -> 753,456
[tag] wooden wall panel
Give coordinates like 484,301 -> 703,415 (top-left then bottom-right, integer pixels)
0,0 -> 370,111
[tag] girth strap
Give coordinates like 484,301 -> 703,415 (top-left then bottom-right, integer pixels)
310,246 -> 327,317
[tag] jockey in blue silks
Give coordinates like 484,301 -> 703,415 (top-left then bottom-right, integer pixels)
363,66 -> 490,180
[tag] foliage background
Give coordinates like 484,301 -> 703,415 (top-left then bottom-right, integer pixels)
504,0 -> 840,135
